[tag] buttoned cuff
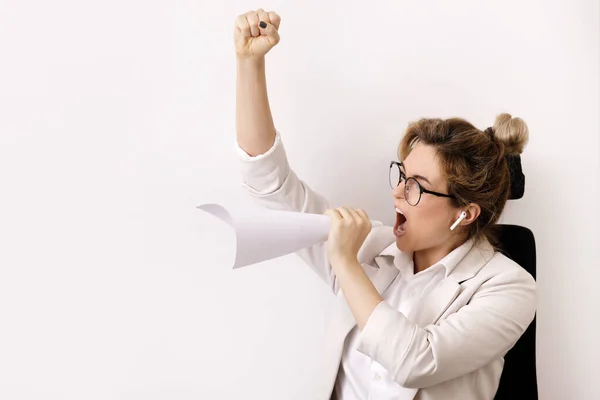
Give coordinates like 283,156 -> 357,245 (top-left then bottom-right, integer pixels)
236,130 -> 290,195
356,300 -> 415,361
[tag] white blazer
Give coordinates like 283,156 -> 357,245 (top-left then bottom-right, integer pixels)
237,131 -> 537,400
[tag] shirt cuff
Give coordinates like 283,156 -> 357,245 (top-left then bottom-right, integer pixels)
236,130 -> 290,195
235,130 -> 282,160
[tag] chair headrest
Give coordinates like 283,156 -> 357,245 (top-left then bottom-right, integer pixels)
507,154 -> 525,200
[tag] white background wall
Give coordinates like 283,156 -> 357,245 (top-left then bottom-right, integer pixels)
1,0 -> 598,399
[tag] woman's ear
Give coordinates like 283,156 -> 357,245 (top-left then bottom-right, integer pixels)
461,203 -> 481,227
450,204 -> 481,231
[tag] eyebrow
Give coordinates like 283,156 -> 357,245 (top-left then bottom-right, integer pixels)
400,163 -> 431,186
412,174 -> 431,185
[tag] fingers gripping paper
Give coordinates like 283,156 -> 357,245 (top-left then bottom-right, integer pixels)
196,203 -> 382,269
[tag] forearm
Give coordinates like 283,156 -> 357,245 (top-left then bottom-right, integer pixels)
236,57 -> 276,157
331,257 -> 384,329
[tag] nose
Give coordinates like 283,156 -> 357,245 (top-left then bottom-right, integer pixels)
391,181 -> 405,200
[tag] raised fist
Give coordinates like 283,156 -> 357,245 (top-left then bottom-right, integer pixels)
234,9 -> 281,59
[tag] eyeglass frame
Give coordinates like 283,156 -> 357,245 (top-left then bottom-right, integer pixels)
389,161 -> 456,206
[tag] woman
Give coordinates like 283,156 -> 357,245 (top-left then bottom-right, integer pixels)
233,9 -> 537,400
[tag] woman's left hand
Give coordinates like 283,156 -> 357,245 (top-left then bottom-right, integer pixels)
323,207 -> 372,266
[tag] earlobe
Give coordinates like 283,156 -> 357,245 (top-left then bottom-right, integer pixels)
450,211 -> 468,231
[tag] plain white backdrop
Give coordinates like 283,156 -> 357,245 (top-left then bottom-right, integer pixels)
0,0 -> 598,399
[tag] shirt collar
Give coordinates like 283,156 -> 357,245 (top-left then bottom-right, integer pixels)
438,238 -> 475,277
379,238 -> 475,278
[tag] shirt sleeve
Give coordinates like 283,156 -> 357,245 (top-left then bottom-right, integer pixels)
235,130 -> 282,161
234,129 -> 338,292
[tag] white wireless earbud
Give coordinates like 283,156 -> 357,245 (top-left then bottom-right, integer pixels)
450,211 -> 467,231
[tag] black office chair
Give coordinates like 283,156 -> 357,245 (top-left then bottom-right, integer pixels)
493,155 -> 538,400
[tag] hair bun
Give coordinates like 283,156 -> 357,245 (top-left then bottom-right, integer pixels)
492,113 -> 529,155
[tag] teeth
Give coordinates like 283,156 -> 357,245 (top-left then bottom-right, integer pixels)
395,207 -> 403,214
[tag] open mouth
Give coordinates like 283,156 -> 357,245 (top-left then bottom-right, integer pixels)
394,207 -> 407,236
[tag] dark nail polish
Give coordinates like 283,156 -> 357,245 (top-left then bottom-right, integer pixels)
259,21 -> 267,29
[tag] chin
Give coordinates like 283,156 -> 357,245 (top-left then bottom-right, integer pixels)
395,236 -> 413,253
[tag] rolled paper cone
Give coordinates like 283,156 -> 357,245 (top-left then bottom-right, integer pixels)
197,203 -> 382,268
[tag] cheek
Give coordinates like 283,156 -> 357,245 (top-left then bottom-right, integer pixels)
411,203 -> 451,232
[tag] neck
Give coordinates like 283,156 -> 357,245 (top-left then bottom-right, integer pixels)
413,238 -> 463,274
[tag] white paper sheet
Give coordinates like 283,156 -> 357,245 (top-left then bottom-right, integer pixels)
196,203 -> 382,269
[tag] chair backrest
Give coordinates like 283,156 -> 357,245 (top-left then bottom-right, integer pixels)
493,224 -> 538,400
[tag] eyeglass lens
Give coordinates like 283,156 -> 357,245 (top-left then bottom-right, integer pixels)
389,164 -> 421,206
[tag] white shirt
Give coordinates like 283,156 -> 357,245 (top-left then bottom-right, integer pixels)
336,239 -> 474,400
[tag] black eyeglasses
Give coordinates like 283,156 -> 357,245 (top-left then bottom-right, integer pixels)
389,161 -> 456,206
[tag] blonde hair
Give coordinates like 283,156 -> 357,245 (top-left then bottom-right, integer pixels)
399,113 -> 529,246
493,113 -> 529,155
